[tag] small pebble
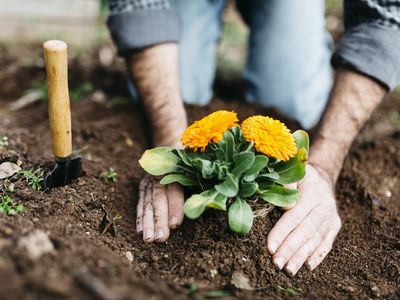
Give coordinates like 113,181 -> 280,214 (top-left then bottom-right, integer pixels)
125,251 -> 133,263
385,190 -> 392,198
32,217 -> 39,223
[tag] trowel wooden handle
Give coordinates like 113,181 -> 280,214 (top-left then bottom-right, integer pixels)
43,40 -> 72,158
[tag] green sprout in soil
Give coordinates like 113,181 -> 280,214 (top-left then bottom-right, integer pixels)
18,168 -> 44,191
277,285 -> 302,296
0,195 -> 24,215
100,168 -> 118,182
4,182 -> 14,193
0,136 -> 9,147
139,111 -> 308,235
389,111 -> 400,131
70,82 -> 93,102
27,81 -> 93,102
210,269 -> 218,279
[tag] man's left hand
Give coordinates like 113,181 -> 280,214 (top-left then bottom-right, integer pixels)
267,164 -> 342,276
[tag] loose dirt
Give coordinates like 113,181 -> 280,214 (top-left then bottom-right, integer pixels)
0,45 -> 399,300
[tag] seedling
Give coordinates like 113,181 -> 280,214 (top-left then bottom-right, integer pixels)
100,168 -> 118,182
18,168 -> 44,191
210,269 -> 218,279
0,195 -> 24,215
70,82 -> 93,102
389,111 -> 400,131
277,286 -> 302,296
140,111 -> 309,235
4,182 -> 14,193
0,136 -> 9,147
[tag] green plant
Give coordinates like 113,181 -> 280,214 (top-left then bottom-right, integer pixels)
139,111 -> 308,235
389,111 -> 400,131
0,136 -> 9,147
70,83 -> 93,102
100,168 -> 118,182
18,168 -> 44,191
4,182 -> 14,193
0,195 -> 24,215
277,285 -> 302,296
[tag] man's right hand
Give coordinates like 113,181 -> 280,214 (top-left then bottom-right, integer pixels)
136,174 -> 185,243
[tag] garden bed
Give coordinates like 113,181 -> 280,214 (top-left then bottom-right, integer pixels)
0,45 -> 399,299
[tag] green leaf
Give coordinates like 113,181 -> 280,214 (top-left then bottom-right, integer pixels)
139,147 -> 180,176
232,152 -> 255,176
213,147 -> 226,161
215,173 -> 239,197
274,148 -> 307,184
207,193 -> 228,211
243,155 -> 269,181
228,197 -> 254,235
239,182 -> 258,198
215,163 -> 228,180
160,174 -> 198,187
192,158 -> 215,179
231,126 -> 242,142
175,149 -> 193,167
184,193 -> 210,219
259,186 -> 299,207
184,189 -> 227,219
293,130 -> 309,152
224,130 -> 235,161
258,171 -> 280,180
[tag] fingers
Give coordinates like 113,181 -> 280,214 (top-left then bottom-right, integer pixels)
307,222 -> 341,270
142,180 -> 155,243
166,183 -> 184,229
136,180 -> 145,233
267,197 -> 318,255
272,206 -> 326,270
152,183 -> 170,242
137,177 -> 184,244
284,235 -> 321,275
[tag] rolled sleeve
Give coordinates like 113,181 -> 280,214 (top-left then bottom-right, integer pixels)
107,9 -> 179,56
332,23 -> 400,90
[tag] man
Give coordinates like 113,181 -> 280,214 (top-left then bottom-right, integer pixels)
106,0 -> 400,276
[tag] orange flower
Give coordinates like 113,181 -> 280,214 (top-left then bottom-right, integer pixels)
241,116 -> 297,161
181,110 -> 239,151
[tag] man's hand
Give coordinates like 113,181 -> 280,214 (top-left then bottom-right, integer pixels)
267,165 -> 341,275
268,68 -> 386,275
137,174 -> 184,242
129,43 -> 188,242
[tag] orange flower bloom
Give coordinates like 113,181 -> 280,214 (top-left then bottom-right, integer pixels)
241,116 -> 297,161
181,110 -> 239,151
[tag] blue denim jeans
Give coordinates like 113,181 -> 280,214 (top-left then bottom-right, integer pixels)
130,0 -> 333,129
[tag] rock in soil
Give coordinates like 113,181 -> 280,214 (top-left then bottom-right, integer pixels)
17,229 -> 55,260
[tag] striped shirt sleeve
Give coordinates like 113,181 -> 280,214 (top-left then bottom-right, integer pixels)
332,0 -> 400,90
106,0 -> 179,55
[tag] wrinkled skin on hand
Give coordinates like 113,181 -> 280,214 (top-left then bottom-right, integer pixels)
136,174 -> 184,243
267,165 -> 342,275
136,164 -> 341,276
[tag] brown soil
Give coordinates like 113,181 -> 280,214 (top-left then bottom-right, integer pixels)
0,45 -> 399,300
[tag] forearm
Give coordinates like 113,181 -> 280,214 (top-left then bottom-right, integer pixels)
129,43 -> 187,147
309,68 -> 386,185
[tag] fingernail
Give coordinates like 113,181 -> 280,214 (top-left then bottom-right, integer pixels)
308,259 -> 317,270
136,223 -> 143,233
155,229 -> 164,241
170,216 -> 179,229
285,262 -> 297,276
273,257 -> 285,270
144,229 -> 153,241
268,242 -> 278,254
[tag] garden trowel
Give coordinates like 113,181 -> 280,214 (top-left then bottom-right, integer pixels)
43,40 -> 82,189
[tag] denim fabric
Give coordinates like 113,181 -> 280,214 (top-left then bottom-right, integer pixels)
237,0 -> 332,128
129,0 -> 333,129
